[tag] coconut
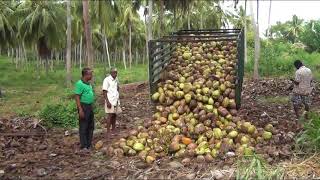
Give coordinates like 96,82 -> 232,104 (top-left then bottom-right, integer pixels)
111,41 -> 272,162
264,124 -> 274,132
181,157 -> 191,166
196,155 -> 206,163
195,123 -> 206,134
240,136 -> 250,145
169,142 -> 181,152
133,143 -> 145,151
146,156 -> 155,164
205,154 -> 214,162
213,128 -> 223,139
228,130 -> 238,139
262,131 -> 272,140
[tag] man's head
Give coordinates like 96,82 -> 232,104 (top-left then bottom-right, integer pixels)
294,60 -> 303,69
110,67 -> 118,79
82,67 -> 93,81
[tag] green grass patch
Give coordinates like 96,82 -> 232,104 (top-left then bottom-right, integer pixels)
257,96 -> 290,104
0,56 -> 148,118
236,154 -> 284,180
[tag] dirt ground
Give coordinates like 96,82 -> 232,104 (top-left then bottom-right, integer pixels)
1,79 -> 320,179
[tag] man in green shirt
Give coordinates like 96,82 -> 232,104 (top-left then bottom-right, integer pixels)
75,68 -> 95,151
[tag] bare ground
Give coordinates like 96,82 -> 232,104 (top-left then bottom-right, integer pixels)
1,79 -> 320,179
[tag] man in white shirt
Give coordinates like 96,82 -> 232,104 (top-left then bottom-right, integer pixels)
102,68 -> 120,135
290,60 -> 313,119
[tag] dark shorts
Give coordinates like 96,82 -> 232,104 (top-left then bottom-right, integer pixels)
291,94 -> 311,107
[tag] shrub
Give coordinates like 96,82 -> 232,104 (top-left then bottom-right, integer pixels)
246,40 -> 320,80
39,98 -> 105,128
39,100 -> 78,128
296,112 -> 320,152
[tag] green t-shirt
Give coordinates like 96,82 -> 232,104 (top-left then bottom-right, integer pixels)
74,80 -> 95,104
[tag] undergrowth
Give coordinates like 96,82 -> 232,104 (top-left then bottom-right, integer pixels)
236,154 -> 284,180
246,41 -> 320,80
296,112 -> 320,152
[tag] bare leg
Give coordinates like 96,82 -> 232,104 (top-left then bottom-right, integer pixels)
106,115 -> 111,133
111,114 -> 116,132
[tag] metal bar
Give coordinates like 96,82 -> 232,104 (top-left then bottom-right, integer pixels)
161,34 -> 239,39
235,30 -> 245,109
177,28 -> 241,32
178,28 -> 241,31
154,38 -> 238,43
175,29 -> 241,34
151,48 -> 175,63
152,57 -> 171,72
149,43 -> 163,49
150,43 -> 175,58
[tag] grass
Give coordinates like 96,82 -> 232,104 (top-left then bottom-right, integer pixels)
257,96 -> 290,104
296,112 -> 320,152
0,56 -> 148,117
236,154 -> 284,180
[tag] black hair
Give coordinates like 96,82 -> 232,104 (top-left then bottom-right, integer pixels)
82,67 -> 92,76
294,60 -> 303,69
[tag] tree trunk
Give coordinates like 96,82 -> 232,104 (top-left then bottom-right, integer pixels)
129,21 -> 132,69
187,5 -> 191,30
135,49 -> 139,65
254,24 -> 260,80
147,0 -> 153,41
79,35 -> 82,69
66,0 -> 72,87
122,48 -> 127,70
159,0 -> 164,37
250,0 -> 260,79
144,12 -> 149,65
244,0 -> 247,63
15,48 -> 18,69
82,0 -> 93,68
267,0 -> 272,38
200,14 -> 203,29
105,36 -> 111,68
23,43 -> 27,63
174,9 -> 177,31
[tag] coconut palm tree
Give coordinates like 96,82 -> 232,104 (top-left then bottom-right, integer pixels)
82,0 -> 93,68
66,0 -> 72,86
147,0 -> 153,40
250,0 -> 260,80
266,0 -> 272,38
0,1 -> 15,49
117,0 -> 143,68
286,15 -> 304,43
16,0 -> 66,74
91,0 -> 118,69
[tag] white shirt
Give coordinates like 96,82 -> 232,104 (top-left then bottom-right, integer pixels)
102,75 -> 120,106
293,66 -> 313,95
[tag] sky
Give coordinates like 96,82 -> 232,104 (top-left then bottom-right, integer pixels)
139,0 -> 320,36
225,0 -> 320,36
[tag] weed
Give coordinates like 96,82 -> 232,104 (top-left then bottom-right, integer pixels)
296,112 -> 320,152
257,96 -> 289,104
236,154 -> 284,180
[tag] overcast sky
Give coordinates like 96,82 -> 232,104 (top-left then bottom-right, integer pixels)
227,0 -> 320,36
139,0 -> 320,36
